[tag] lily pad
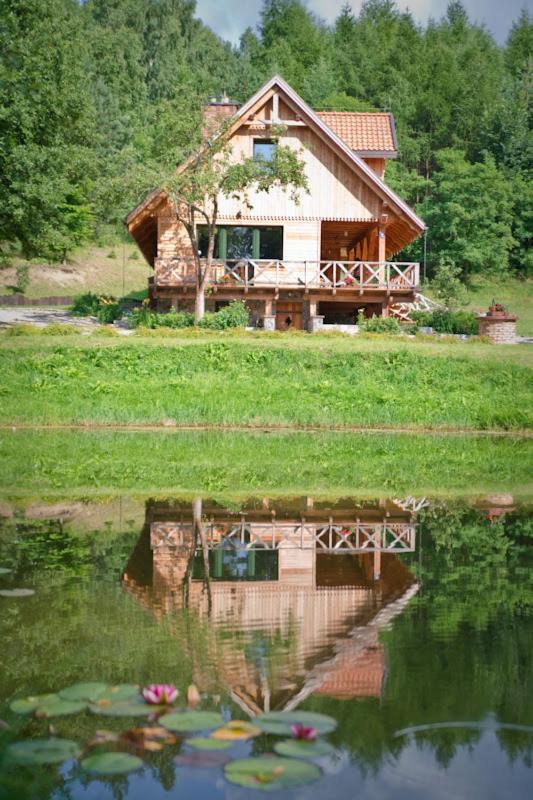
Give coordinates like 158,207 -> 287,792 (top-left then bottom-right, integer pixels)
34,697 -> 87,717
256,711 -> 337,736
59,682 -> 108,702
159,711 -> 224,732
89,700 -> 164,717
274,739 -> 334,758
211,720 -> 261,741
10,693 -> 86,717
224,756 -> 321,791
94,684 -> 140,702
0,588 -> 35,597
6,738 -> 80,765
0,567 -> 12,575
185,737 -> 233,751
81,751 -> 143,775
10,694 -> 58,715
175,751 -> 231,768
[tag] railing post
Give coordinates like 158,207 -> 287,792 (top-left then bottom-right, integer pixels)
304,260 -> 307,287
276,260 -> 279,288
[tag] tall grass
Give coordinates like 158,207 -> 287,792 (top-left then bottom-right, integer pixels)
0,429 -> 531,501
0,336 -> 531,430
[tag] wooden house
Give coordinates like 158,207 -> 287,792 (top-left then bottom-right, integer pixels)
122,497 -> 419,713
126,76 -> 425,330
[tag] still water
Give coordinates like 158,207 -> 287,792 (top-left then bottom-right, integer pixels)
0,495 -> 532,799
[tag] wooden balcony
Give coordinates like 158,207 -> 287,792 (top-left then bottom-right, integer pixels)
155,258 -> 419,293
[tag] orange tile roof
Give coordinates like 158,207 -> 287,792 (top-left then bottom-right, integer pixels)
316,112 -> 397,154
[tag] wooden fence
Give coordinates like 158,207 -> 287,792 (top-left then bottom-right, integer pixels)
0,295 -> 75,307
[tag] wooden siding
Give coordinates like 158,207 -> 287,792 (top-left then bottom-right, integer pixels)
217,115 -> 381,221
283,220 -> 320,261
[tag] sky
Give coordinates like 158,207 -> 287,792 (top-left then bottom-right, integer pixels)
195,0 -> 531,46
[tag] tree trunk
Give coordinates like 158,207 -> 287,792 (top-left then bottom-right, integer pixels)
194,288 -> 205,323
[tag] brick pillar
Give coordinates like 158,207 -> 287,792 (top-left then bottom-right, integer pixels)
477,315 -> 517,344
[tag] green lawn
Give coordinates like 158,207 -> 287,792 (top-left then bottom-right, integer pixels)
1,429 -> 531,502
1,330 -> 532,431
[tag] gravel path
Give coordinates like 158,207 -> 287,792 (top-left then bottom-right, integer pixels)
0,307 -> 132,334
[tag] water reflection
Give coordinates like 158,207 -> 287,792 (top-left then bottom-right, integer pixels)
0,493 -> 532,799
122,497 -> 424,716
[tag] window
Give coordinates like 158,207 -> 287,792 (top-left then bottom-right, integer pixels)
253,139 -> 276,163
197,225 -> 283,260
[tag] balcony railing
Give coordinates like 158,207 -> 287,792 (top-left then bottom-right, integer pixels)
151,520 -> 416,553
155,258 -> 419,291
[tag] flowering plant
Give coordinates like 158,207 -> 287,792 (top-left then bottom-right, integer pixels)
343,275 -> 355,286
291,723 -> 318,741
142,684 -> 178,705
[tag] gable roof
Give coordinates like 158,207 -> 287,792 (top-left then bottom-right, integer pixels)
126,75 -> 425,240
316,111 -> 397,156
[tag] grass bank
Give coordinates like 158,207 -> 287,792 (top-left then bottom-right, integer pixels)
0,244 -> 149,300
0,429 -> 531,501
1,331 -> 532,431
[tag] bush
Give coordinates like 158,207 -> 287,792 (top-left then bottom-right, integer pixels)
15,263 -> 30,294
130,300 -> 249,331
357,312 -> 400,334
96,302 -> 122,324
199,301 -> 249,330
130,308 -> 195,329
71,293 -> 122,323
411,309 -> 479,335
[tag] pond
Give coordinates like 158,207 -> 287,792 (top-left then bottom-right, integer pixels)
0,491 -> 532,799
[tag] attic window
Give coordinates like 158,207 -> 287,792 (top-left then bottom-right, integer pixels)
253,139 -> 276,163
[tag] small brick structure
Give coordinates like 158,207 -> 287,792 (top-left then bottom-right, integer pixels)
477,313 -> 517,344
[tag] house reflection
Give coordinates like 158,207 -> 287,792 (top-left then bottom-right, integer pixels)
122,497 -> 423,715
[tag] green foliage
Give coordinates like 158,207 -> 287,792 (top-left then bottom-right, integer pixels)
411,309 -> 479,335
357,312 -> 400,334
71,292 -> 122,323
429,261 -> 467,308
131,301 -> 248,330
131,308 -> 195,329
14,264 -> 30,294
199,302 -> 249,330
419,150 -> 515,278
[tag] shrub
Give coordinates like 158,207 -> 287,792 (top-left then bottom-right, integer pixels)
199,301 -> 249,330
96,301 -> 122,324
71,293 -> 122,323
130,308 -> 195,329
411,309 -> 478,335
15,263 -> 30,294
71,293 -> 111,316
106,250 -> 117,259
357,312 -> 400,334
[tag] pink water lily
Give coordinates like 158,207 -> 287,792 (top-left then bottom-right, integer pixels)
142,684 -> 178,705
291,723 -> 318,741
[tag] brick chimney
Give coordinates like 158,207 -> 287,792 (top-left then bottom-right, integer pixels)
202,94 -> 239,137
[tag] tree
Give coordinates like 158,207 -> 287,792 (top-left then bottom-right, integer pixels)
0,0 -> 97,259
419,149 -> 515,279
164,121 -> 308,322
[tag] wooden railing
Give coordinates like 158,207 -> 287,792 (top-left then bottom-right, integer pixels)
151,520 -> 416,553
155,258 -> 419,290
